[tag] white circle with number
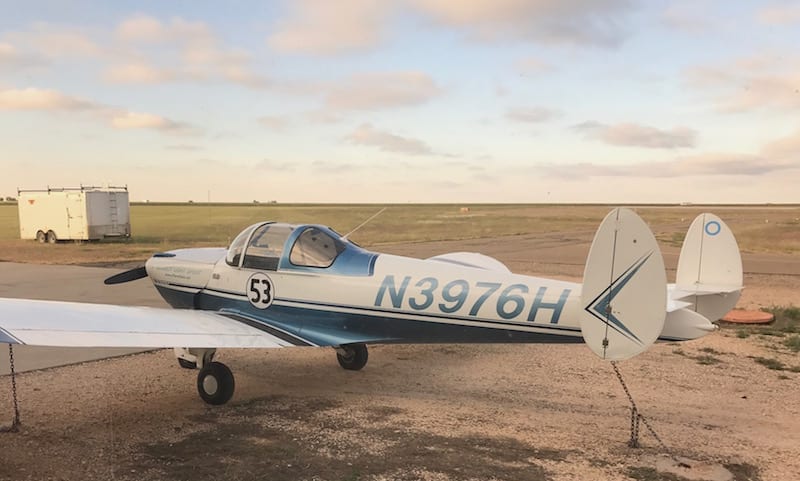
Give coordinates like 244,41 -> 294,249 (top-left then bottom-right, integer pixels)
247,272 -> 275,309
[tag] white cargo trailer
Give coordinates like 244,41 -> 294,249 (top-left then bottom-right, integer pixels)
18,186 -> 131,242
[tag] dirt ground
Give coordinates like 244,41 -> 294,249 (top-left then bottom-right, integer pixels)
1,232 -> 798,481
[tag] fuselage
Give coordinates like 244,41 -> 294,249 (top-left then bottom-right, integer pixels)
145,222 -> 587,347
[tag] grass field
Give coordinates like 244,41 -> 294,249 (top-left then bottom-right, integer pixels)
0,203 -> 798,265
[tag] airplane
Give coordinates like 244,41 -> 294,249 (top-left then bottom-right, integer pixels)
0,208 -> 743,406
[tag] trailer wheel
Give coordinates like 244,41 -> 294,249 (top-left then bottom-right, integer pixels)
46,230 -> 57,244
36,231 -> 46,243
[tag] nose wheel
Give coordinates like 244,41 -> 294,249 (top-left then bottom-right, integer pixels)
196,361 -> 235,405
335,343 -> 369,370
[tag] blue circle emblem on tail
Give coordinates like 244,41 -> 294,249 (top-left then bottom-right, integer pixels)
705,221 -> 721,236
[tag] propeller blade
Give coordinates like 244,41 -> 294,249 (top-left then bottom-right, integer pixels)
104,266 -> 148,285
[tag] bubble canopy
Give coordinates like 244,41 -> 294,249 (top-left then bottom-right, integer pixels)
225,222 -> 378,276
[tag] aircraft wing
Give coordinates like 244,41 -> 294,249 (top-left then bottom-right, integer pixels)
0,297 -> 304,348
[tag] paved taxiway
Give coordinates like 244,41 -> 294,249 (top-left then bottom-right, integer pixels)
0,262 -> 165,374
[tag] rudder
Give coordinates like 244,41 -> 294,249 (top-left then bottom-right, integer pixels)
580,208 -> 667,361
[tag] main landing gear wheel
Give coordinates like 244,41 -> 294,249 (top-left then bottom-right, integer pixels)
336,344 -> 369,371
196,362 -> 235,405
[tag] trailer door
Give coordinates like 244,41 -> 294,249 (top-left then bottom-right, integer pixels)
66,192 -> 86,239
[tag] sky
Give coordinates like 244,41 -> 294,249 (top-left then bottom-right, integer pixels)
0,0 -> 798,203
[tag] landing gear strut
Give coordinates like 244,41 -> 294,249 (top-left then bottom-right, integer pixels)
335,343 -> 369,370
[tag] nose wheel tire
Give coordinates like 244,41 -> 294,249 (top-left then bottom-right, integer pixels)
197,361 -> 235,405
336,344 -> 369,371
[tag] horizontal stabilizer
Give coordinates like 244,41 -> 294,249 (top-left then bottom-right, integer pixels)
427,252 -> 511,272
661,308 -> 717,341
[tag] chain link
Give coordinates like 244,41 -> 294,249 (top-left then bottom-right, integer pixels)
610,361 -> 686,466
1,344 -> 21,433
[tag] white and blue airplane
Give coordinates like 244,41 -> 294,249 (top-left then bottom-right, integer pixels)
0,208 -> 743,405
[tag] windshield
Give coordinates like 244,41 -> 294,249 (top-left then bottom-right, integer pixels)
225,224 -> 260,267
242,223 -> 294,270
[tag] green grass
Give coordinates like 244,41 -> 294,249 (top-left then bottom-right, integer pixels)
3,203 -> 800,265
673,348 -> 723,366
763,306 -> 800,334
695,355 -> 722,365
753,357 -> 786,371
784,335 -> 800,353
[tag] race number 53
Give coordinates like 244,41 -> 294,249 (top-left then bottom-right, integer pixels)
247,272 -> 275,309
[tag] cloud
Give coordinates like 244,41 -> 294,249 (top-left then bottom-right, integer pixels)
165,144 -> 203,151
506,106 -> 559,123
762,128 -> 800,158
0,86 -> 191,135
255,158 -> 296,172
258,116 -> 291,131
116,15 -> 215,45
268,0 -> 392,55
111,112 -> 188,132
757,4 -> 800,25
409,0 -> 634,47
324,71 -> 441,111
515,57 -> 554,75
574,121 -> 697,149
685,53 -> 800,113
0,87 -> 95,110
107,15 -> 270,89
539,128 -> 800,179
345,123 -> 434,155
5,24 -> 102,58
104,62 -> 172,84
660,3 -> 711,33
0,43 -> 47,70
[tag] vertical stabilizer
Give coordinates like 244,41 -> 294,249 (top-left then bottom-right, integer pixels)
580,208 -> 667,360
674,213 -> 743,321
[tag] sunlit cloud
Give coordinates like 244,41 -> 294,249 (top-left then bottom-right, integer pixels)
539,128 -> 800,179
686,52 -> 800,113
268,0 -> 391,55
0,86 -> 191,135
116,15 -> 215,45
757,4 -> 800,25
409,0 -> 634,47
0,42 -> 47,70
257,116 -> 291,131
323,71 -> 441,111
660,3 -> 712,34
111,112 -> 188,132
104,61 -> 172,84
0,87 -> 95,110
514,57 -> 555,75
107,14 -> 270,89
573,121 -> 697,149
506,106 -> 559,123
345,123 -> 435,155
4,23 -> 103,58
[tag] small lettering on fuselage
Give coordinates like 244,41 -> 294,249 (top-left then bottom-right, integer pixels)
374,275 -> 571,324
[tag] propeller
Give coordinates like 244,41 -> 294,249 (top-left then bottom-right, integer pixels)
104,266 -> 148,285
